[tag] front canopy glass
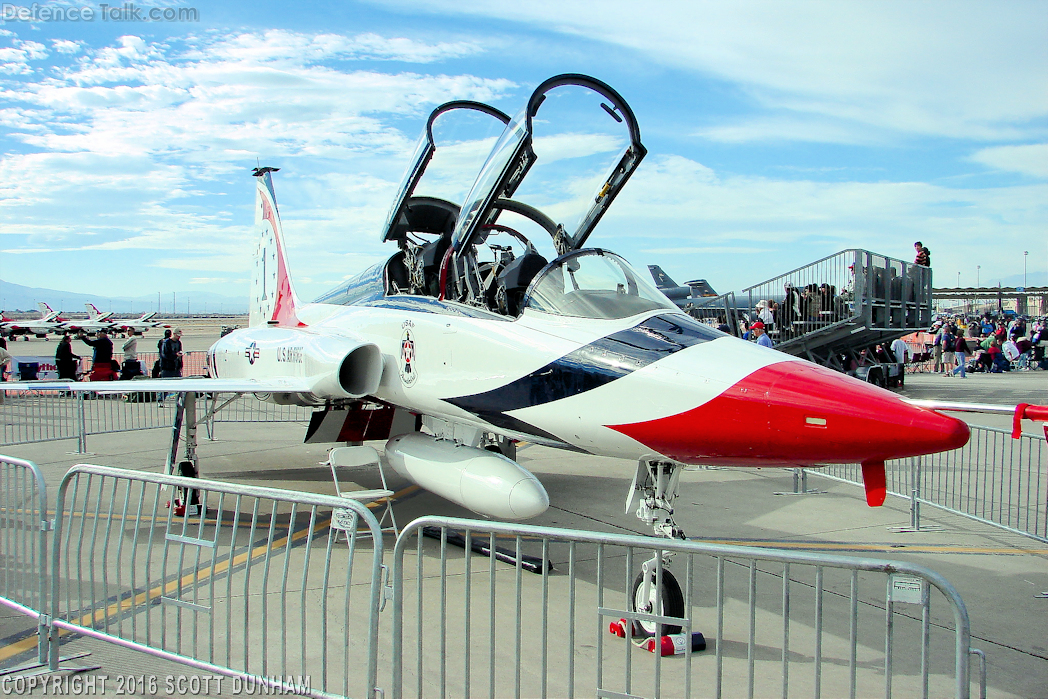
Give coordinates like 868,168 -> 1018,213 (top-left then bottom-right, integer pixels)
524,250 -> 678,320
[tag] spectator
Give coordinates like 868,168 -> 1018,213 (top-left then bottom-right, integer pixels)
751,321 -> 773,348
122,335 -> 138,359
952,335 -> 970,378
56,333 -> 80,380
79,329 -> 116,381
914,241 -> 931,267
160,328 -> 184,378
930,323 -> 943,373
757,301 -> 775,330
890,336 -> 910,387
0,339 -> 9,405
119,335 -> 142,380
0,339 -> 10,384
940,325 -> 956,376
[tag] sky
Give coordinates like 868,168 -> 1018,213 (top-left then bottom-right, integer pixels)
1,0 -> 1046,311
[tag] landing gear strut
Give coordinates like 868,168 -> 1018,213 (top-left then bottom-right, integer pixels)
627,457 -> 686,539
626,458 -> 689,638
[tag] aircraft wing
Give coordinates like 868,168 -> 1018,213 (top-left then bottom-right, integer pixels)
0,377 -> 315,395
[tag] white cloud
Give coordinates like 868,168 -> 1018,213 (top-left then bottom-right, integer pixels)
969,144 -> 1048,179
0,37 -> 49,74
179,30 -> 481,66
51,39 -> 82,55
0,29 -> 518,298
383,0 -> 1048,143
594,154 -> 1048,291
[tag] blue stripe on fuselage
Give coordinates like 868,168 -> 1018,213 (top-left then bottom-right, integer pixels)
445,314 -> 723,421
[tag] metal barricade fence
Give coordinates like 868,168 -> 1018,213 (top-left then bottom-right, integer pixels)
913,427 -> 1046,541
1,389 -> 313,451
0,455 -> 49,664
391,516 -> 983,699
0,391 -> 80,446
47,464 -> 386,698
808,426 -> 1047,543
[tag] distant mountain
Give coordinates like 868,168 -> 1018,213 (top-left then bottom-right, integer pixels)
0,279 -> 248,314
984,271 -> 1048,289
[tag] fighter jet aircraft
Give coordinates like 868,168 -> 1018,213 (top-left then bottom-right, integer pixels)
85,303 -> 114,322
5,75 -> 1045,620
648,265 -> 718,305
57,303 -> 121,335
1,302 -> 65,339
114,311 -> 169,336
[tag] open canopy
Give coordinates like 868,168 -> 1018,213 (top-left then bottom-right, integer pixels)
450,74 -> 646,258
380,100 -> 510,244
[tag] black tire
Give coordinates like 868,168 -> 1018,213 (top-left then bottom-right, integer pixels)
630,569 -> 685,637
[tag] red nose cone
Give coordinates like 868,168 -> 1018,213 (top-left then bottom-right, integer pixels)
610,361 -> 970,466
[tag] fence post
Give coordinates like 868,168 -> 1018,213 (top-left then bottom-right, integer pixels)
910,457 -> 922,531
76,392 -> 88,454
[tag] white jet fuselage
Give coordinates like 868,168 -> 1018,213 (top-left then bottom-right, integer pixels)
213,295 -> 969,469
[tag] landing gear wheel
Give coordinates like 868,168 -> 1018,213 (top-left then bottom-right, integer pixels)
630,569 -> 685,638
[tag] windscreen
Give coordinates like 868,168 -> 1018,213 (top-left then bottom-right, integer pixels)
524,250 -> 678,320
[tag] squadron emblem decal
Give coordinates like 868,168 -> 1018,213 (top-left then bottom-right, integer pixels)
400,321 -> 417,387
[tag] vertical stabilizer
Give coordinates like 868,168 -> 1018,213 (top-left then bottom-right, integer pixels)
38,302 -> 56,320
648,265 -> 678,289
250,167 -> 302,328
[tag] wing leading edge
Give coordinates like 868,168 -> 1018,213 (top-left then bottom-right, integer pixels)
0,377 -> 314,394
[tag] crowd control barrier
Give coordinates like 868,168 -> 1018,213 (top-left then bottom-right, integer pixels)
0,374 -> 312,451
43,465 -> 386,698
0,456 -> 49,665
391,516 -> 984,699
811,425 -> 1047,543
2,457 -> 990,699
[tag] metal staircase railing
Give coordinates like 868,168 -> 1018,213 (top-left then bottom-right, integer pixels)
739,249 -> 933,366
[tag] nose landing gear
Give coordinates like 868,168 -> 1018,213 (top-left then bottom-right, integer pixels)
631,560 -> 685,638
626,457 -> 689,638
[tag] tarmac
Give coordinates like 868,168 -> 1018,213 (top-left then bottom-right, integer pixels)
1,328 -> 1047,697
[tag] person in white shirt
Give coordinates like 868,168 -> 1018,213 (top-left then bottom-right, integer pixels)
889,337 -> 910,387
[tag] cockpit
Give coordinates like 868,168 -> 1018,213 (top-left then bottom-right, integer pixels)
375,74 -> 654,320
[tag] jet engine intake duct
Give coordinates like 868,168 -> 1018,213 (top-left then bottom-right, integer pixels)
310,341 -> 383,398
210,327 -> 383,400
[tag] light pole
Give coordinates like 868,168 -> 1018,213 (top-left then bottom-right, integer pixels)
957,271 -> 960,288
976,265 -> 980,287
1024,250 -> 1028,287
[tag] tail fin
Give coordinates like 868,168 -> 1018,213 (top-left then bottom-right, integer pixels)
250,167 -> 302,328
86,303 -> 101,319
647,265 -> 678,289
138,311 -> 156,322
38,302 -> 56,319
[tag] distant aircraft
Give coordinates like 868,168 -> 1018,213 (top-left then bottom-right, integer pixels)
647,265 -> 718,304
1,302 -> 65,339
115,311 -> 169,336
6,75 -> 1046,625
58,303 -> 120,335
85,303 -> 114,322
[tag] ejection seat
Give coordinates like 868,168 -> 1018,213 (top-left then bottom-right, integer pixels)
496,250 -> 548,316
